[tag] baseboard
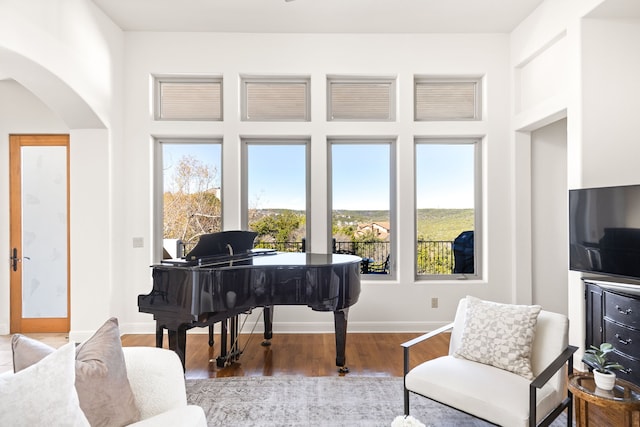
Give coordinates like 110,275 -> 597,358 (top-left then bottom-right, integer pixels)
117,320 -> 450,336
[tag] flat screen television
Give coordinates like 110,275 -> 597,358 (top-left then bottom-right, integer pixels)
569,184 -> 640,280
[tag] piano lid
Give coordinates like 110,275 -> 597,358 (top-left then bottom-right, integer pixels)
184,230 -> 258,261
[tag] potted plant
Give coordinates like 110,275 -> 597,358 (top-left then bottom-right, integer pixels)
582,343 -> 626,390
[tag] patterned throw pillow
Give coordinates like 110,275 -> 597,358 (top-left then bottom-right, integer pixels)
454,296 -> 542,379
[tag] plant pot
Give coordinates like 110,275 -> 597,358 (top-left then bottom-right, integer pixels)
593,370 -> 616,391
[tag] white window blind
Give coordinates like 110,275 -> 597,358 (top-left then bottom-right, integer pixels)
242,78 -> 310,121
328,78 -> 395,121
414,79 -> 481,121
155,78 -> 223,121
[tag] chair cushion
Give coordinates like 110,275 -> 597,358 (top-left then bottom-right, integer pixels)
12,318 -> 140,427
405,355 -> 561,427
454,295 -> 541,379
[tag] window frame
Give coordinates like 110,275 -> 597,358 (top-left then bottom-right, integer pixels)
414,76 -> 482,122
241,137 -> 311,248
240,76 -> 311,122
414,137 -> 482,281
328,137 -> 397,280
153,75 -> 223,121
153,137 -> 224,262
327,75 -> 397,121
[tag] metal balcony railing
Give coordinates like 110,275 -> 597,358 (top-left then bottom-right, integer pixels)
253,240 -> 305,253
178,238 -> 457,275
255,239 -> 455,275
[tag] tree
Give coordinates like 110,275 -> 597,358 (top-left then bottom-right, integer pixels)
250,210 -> 304,243
163,155 -> 221,246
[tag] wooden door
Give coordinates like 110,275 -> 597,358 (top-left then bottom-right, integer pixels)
9,134 -> 70,333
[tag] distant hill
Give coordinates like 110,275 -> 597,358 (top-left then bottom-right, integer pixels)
259,208 -> 473,242
335,208 -> 474,242
416,209 -> 474,241
332,210 -> 390,224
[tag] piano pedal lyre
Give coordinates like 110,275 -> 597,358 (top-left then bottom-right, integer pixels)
338,366 -> 350,374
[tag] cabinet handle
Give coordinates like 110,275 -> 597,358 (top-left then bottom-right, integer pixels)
616,305 -> 633,315
615,333 -> 632,345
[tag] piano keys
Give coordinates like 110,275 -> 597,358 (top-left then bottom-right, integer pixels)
138,246 -> 361,373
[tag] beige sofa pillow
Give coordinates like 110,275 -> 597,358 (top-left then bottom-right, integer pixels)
1,342 -> 90,426
12,318 -> 140,427
454,296 -> 542,379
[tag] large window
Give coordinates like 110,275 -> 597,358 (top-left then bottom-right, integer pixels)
157,140 -> 222,258
415,139 -> 480,279
330,139 -> 395,277
243,139 -> 309,252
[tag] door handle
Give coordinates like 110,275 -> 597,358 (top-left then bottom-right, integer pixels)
11,247 -> 18,271
9,248 -> 28,272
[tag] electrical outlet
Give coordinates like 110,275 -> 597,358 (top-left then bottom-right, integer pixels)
431,297 -> 438,308
132,237 -> 144,248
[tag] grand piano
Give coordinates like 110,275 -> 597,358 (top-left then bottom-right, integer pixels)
138,231 -> 361,373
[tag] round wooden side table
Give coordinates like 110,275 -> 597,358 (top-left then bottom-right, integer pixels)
569,373 -> 640,426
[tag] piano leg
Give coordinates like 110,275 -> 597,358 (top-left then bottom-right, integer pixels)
167,326 -> 188,370
155,323 -> 164,348
217,320 -> 228,367
333,308 -> 350,373
230,315 -> 238,362
216,315 -> 242,367
262,306 -> 273,346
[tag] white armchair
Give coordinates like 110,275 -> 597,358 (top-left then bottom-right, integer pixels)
123,347 -> 207,427
402,297 -> 577,427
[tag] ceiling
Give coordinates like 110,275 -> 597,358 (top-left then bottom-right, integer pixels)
90,0 -> 546,34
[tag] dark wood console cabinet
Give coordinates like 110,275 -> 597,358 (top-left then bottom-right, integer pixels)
584,277 -> 640,387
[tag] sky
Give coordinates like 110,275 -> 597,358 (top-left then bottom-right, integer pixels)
162,141 -> 474,211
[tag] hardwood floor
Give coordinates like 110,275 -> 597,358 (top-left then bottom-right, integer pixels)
0,331 -> 449,379
121,332 -> 449,379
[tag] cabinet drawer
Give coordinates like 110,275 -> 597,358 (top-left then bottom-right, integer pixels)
604,291 -> 640,328
604,319 -> 640,358
607,350 -> 640,386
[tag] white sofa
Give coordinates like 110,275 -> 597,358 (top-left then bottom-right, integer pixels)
123,346 -> 207,427
0,345 -> 206,427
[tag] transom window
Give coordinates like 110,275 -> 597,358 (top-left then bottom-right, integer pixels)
414,77 -> 482,121
241,76 -> 310,121
154,76 -> 223,121
327,76 -> 396,121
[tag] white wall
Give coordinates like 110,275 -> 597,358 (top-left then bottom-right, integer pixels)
0,0 -> 124,338
511,0 -> 640,362
580,18 -> 640,187
531,119 -> 568,315
119,32 -> 515,334
10,0 -> 636,341
0,81 -> 69,333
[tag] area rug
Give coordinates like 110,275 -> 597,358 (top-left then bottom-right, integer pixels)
186,376 -> 570,426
